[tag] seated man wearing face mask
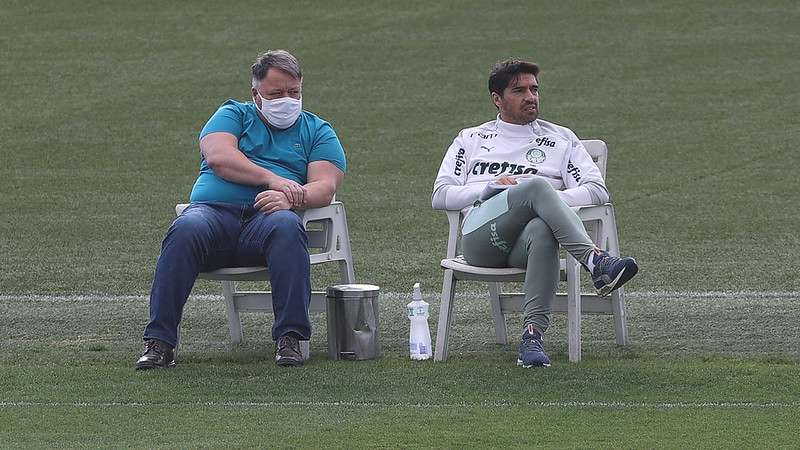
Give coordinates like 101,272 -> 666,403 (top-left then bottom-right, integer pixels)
136,49 -> 347,369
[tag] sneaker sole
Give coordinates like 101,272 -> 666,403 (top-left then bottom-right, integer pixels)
596,259 -> 639,297
516,358 -> 551,368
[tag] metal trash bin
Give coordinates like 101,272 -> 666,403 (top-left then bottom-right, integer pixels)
326,284 -> 382,360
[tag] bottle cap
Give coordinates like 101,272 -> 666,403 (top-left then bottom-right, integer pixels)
413,282 -> 422,301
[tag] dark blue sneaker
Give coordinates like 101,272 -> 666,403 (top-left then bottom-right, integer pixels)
589,250 -> 639,297
517,324 -> 551,368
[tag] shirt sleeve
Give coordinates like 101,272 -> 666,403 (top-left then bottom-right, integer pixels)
432,132 -> 483,210
310,121 -> 347,173
199,101 -> 244,140
559,136 -> 609,206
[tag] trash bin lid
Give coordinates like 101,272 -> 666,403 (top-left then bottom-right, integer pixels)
326,284 -> 380,298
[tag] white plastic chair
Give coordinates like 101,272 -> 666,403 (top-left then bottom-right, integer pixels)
435,139 -> 628,363
175,200 -> 355,358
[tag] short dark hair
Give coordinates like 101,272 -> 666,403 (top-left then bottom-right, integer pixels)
488,59 -> 540,96
251,50 -> 302,87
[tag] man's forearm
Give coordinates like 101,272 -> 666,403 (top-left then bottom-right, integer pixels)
432,183 -> 484,210
298,180 -> 337,209
206,149 -> 276,188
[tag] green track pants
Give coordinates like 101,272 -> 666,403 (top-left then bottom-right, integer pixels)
461,177 -> 595,333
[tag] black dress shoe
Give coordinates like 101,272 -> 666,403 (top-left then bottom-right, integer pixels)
275,335 -> 304,367
135,339 -> 176,370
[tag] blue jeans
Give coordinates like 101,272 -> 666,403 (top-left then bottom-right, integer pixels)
143,202 -> 311,347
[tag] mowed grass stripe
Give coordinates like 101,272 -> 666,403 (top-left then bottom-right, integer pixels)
3,290 -> 800,302
2,404 -> 798,448
1,292 -> 798,361
2,400 -> 799,409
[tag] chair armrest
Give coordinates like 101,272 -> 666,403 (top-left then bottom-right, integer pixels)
444,210 -> 462,259
300,201 -> 342,225
572,203 -> 614,222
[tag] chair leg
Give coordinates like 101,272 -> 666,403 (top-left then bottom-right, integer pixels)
590,219 -> 602,248
339,259 -> 355,284
611,288 -> 629,345
434,269 -> 456,362
222,281 -> 243,343
566,255 -> 582,362
602,207 -> 628,345
604,209 -> 621,256
488,282 -> 508,345
333,205 -> 356,284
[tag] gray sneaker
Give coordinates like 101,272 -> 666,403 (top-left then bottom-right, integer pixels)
275,335 -> 304,367
516,324 -> 551,368
588,250 -> 639,297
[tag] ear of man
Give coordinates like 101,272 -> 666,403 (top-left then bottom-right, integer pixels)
491,92 -> 502,109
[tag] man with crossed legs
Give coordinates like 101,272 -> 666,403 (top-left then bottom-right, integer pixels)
432,59 -> 638,367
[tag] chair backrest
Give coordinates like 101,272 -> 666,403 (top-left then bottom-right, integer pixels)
580,139 -> 608,178
443,139 -> 610,259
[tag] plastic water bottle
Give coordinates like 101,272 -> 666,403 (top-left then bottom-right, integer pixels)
407,282 -> 432,360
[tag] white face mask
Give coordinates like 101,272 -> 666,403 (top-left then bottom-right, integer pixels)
256,95 -> 302,129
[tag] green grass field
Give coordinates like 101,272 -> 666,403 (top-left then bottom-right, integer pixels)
1,0 -> 799,447
2,293 -> 799,447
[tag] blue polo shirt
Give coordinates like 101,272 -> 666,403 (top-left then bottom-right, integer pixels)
190,99 -> 347,205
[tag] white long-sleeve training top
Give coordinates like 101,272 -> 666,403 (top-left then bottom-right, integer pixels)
432,116 -> 609,215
